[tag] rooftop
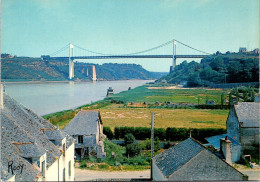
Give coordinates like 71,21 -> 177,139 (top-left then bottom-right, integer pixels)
63,110 -> 101,136
234,102 -> 259,127
153,138 -> 205,177
1,93 -> 74,181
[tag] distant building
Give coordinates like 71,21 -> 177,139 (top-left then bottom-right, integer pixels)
206,102 -> 259,163
63,110 -> 106,160
179,81 -> 187,86
1,53 -> 13,58
107,87 -> 114,97
152,138 -> 247,181
253,48 -> 259,54
239,47 -> 247,53
161,79 -> 167,84
206,100 -> 215,105
1,92 -> 75,181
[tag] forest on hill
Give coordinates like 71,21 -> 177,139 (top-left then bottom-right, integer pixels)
1,57 -> 165,81
160,52 -> 259,87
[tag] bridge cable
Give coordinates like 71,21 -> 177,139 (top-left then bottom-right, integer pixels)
174,39 -> 210,55
50,44 -> 70,56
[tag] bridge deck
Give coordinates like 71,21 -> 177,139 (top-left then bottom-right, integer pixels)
50,55 -> 209,60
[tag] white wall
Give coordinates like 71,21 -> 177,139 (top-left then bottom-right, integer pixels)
44,142 -> 75,181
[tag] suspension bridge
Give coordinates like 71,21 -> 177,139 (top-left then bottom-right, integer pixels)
41,39 -> 211,79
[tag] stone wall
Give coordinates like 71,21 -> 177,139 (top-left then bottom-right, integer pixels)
152,161 -> 166,181
227,108 -> 240,142
240,127 -> 259,152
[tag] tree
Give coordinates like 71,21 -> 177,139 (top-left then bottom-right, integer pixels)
125,143 -> 141,157
124,133 -> 136,145
221,92 -> 225,106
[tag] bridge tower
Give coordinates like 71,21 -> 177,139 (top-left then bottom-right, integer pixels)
69,43 -> 75,79
92,65 -> 97,81
170,40 -> 177,73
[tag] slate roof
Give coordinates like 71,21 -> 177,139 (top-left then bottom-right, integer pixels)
234,102 -> 259,127
14,142 -> 46,158
1,93 -> 74,181
153,138 -> 205,177
153,138 -> 245,179
63,110 -> 100,136
205,134 -> 240,149
44,128 -> 67,140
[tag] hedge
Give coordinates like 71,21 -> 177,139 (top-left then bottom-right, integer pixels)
110,126 -> 226,143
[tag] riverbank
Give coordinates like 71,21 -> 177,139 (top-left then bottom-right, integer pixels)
1,79 -> 154,84
43,83 -> 230,129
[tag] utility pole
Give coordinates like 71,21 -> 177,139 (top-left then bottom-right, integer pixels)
150,112 -> 155,180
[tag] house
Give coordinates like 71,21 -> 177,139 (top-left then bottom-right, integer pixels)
239,47 -> 247,53
253,48 -> 259,54
206,102 -> 259,163
161,79 -> 167,84
106,87 -> 114,97
63,110 -> 106,160
1,91 -> 75,181
152,138 -> 247,181
206,100 -> 215,105
1,53 -> 13,58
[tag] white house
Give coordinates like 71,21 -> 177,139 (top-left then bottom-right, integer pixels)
1,92 -> 75,181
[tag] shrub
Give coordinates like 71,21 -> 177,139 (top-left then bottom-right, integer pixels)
126,143 -> 141,157
113,126 -> 226,143
103,127 -> 114,139
140,138 -> 161,152
124,133 -> 136,145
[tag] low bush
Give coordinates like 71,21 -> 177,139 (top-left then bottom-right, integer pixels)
103,127 -> 114,139
113,126 -> 226,143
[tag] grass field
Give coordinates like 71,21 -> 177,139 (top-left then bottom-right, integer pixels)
110,84 -> 227,104
100,104 -> 228,129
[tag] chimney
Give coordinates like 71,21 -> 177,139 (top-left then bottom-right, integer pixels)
1,84 -> 4,109
220,136 -> 232,165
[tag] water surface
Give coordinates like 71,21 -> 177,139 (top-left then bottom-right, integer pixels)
4,80 -> 153,116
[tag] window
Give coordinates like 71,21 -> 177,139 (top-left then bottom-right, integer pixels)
63,143 -> 66,157
41,160 -> 45,177
68,161 -> 71,176
78,135 -> 83,144
24,157 -> 32,164
63,168 -> 65,181
50,140 -> 56,145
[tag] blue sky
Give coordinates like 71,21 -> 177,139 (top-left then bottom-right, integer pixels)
1,0 -> 259,72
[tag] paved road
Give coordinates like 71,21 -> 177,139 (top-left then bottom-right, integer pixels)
238,169 -> 260,180
75,168 -> 150,181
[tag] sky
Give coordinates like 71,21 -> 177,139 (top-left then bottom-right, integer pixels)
1,0 -> 259,72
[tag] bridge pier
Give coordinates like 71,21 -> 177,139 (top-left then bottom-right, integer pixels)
69,44 -> 74,79
92,65 -> 97,81
170,40 -> 177,73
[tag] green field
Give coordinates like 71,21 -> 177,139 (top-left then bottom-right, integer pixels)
109,84 -> 227,104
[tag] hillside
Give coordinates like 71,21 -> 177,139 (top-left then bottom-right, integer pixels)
160,52 -> 259,86
1,57 -> 165,81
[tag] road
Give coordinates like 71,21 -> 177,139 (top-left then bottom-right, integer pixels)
238,169 -> 260,180
75,167 -> 260,181
75,168 -> 150,181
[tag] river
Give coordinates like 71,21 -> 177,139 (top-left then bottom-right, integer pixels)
4,80 -> 153,116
